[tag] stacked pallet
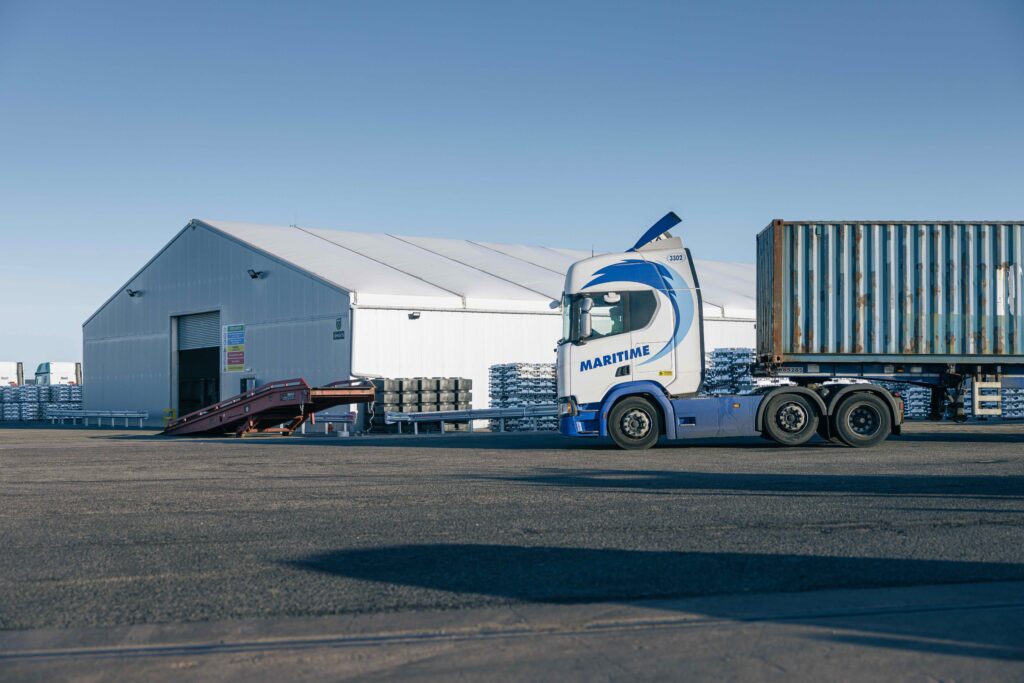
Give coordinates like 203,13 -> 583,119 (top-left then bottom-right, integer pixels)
703,348 -> 791,395
960,383 -> 1024,420
366,377 -> 473,433
0,384 -> 83,422
488,363 -> 558,431
1002,389 -> 1024,417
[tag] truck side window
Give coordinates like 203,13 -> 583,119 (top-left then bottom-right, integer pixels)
588,294 -> 626,340
582,290 -> 658,342
628,291 -> 657,331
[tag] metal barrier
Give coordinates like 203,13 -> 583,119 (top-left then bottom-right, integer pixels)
48,409 -> 150,428
385,404 -> 557,435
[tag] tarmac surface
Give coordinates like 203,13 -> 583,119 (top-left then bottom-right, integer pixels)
1,424 -> 1023,680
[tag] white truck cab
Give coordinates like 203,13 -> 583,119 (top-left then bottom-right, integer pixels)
557,212 -> 725,447
34,361 -> 81,385
0,362 -> 24,387
558,217 -> 703,403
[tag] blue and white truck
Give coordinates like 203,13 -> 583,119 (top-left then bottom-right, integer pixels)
557,213 -> 1024,449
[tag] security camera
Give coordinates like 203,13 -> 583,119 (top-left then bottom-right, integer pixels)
408,312 -> 421,320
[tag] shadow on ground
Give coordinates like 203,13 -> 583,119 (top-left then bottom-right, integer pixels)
94,423 -> 1024,448
468,469 -> 1024,498
289,544 -> 1024,661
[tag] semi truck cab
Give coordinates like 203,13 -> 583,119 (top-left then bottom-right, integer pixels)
557,213 -> 904,449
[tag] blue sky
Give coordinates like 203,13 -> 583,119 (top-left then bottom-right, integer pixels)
1,0 -> 1022,368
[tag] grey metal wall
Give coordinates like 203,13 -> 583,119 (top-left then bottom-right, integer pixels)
83,224 -> 351,424
758,221 -> 1024,362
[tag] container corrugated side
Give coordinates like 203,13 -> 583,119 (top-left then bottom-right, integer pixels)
757,221 -> 1024,363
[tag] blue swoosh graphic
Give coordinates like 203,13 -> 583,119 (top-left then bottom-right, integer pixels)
583,259 -> 693,365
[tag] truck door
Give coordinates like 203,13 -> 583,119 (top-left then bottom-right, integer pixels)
628,289 -> 675,385
571,291 -> 631,406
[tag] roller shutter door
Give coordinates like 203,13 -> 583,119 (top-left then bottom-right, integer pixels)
178,312 -> 221,350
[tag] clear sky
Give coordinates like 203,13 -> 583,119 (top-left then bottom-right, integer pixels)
1,0 -> 1022,370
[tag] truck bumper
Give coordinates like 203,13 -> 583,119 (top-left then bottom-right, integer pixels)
559,410 -> 601,437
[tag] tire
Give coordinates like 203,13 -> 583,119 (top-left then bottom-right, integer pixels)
762,393 -> 819,446
608,397 -> 661,450
833,392 -> 891,448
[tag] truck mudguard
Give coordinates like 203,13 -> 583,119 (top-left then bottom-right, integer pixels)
597,380 -> 677,440
822,383 -> 904,427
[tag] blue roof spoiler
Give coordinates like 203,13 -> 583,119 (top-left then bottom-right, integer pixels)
629,212 -> 682,252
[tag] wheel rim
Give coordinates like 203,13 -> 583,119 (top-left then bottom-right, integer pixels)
847,404 -> 881,437
775,402 -> 808,433
620,408 -> 652,439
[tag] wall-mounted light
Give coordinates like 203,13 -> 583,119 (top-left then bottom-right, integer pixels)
408,311 -> 421,320
126,288 -> 142,298
247,269 -> 265,280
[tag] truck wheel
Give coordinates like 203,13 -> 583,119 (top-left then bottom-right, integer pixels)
833,393 -> 891,448
608,397 -> 660,450
763,393 -> 819,446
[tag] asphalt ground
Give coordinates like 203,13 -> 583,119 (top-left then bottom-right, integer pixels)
1,424 -> 1023,680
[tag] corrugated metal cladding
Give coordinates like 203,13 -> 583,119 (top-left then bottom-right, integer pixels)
177,312 -> 220,350
758,221 -> 1024,361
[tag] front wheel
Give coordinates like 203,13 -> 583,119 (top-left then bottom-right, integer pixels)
833,393 -> 891,448
608,397 -> 661,450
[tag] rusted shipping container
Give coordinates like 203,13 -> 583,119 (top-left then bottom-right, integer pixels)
757,220 -> 1024,364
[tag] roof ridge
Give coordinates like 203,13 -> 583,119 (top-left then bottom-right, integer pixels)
466,240 -> 568,276
388,235 -> 556,300
293,226 -> 465,302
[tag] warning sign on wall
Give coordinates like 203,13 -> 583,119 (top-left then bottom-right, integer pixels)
223,324 -> 246,372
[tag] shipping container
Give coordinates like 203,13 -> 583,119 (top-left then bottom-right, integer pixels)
757,220 -> 1024,364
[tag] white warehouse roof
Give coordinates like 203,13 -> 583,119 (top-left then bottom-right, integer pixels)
197,219 -> 757,319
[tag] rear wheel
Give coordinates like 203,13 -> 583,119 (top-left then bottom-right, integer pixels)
833,393 -> 891,448
608,397 -> 660,450
762,393 -> 819,446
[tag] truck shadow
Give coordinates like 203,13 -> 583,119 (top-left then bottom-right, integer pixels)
469,469 -> 1024,499
287,544 -> 1024,661
102,427 -> 1023,448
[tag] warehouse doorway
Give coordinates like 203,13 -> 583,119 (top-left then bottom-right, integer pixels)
176,311 -> 220,416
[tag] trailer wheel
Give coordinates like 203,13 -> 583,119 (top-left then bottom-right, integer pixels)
608,397 -> 660,450
762,393 -> 819,446
833,393 -> 891,448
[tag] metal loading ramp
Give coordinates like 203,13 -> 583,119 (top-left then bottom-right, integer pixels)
162,378 -> 375,437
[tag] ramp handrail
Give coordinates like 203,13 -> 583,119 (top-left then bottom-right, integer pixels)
385,404 -> 557,424
384,403 -> 557,434
48,409 -> 150,428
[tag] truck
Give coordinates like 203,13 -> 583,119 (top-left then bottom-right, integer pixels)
33,362 -> 82,386
557,213 -> 1024,449
0,362 -> 24,386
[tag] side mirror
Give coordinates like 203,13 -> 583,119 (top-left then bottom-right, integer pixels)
578,297 -> 593,341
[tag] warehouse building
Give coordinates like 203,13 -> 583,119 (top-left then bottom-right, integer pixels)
83,219 -> 756,425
